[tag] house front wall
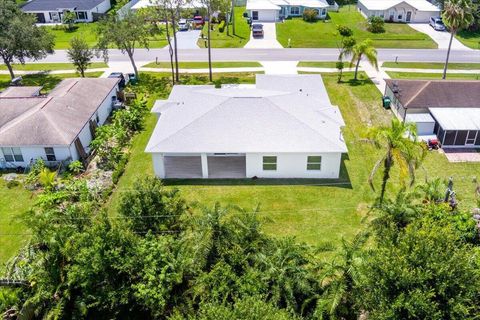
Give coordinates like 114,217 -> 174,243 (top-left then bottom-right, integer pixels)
357,1 -> 438,23
0,146 -> 72,168
246,152 -> 342,179
25,0 -> 111,23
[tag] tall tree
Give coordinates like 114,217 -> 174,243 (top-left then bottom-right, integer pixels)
0,0 -> 54,79
67,36 -> 94,77
367,118 -> 426,204
442,0 -> 475,79
349,39 -> 377,81
97,11 -> 158,78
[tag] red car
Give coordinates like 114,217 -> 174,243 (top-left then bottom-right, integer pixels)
193,15 -> 204,29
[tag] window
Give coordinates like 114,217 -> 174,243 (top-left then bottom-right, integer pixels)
45,147 -> 56,161
1,147 -> 23,162
263,156 -> 277,171
76,11 -> 87,20
321,8 -> 326,16
307,156 -> 322,170
290,6 -> 300,15
397,14 -> 403,20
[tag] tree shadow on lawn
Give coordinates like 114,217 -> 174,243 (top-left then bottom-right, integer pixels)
163,154 -> 352,188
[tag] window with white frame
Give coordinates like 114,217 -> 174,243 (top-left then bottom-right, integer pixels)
263,156 -> 277,171
307,156 -> 322,170
44,147 -> 56,161
1,147 -> 24,162
76,11 -> 87,20
321,8 -> 326,16
290,6 -> 300,15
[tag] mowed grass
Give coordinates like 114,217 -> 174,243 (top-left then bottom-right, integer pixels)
47,23 -> 168,49
0,179 -> 35,268
198,7 -> 251,48
142,61 -> 262,69
0,62 -> 108,71
297,61 -> 339,68
456,29 -> 480,50
386,71 -> 480,80
382,62 -> 480,70
0,72 -> 104,92
276,5 -> 437,48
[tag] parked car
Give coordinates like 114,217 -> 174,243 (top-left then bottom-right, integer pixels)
178,19 -> 189,31
192,15 -> 204,29
252,24 -> 264,38
430,16 -> 446,31
108,72 -> 127,89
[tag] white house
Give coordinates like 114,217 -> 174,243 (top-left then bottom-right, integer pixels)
357,0 -> 440,23
0,78 -> 120,169
246,0 -> 338,22
145,75 -> 348,179
21,0 -> 111,23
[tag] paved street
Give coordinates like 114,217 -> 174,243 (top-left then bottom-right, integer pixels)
35,48 -> 480,64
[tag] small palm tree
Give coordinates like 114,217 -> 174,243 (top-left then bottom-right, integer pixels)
38,167 -> 56,191
350,39 -> 378,81
442,0 -> 474,79
367,118 -> 426,204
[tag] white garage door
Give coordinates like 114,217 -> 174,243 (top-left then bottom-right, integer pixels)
256,9 -> 278,22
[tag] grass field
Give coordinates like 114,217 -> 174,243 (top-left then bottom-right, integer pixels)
297,61 -> 339,68
0,62 -> 108,71
386,71 -> 480,80
456,29 -> 480,50
142,61 -> 262,69
47,23 -> 168,49
276,5 -> 437,48
382,62 -> 480,70
0,72 -> 104,92
198,7 -> 251,48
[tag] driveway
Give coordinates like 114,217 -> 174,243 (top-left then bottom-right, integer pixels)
408,23 -> 472,50
172,30 -> 201,49
244,22 -> 283,49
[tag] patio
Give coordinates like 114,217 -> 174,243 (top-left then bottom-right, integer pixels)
163,155 -> 246,179
441,148 -> 480,163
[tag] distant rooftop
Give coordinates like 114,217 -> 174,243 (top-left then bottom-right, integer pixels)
358,0 -> 440,11
22,0 -> 107,11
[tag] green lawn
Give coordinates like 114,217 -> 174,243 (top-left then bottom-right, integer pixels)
0,179 -> 35,267
298,61 -> 340,68
198,7 -> 251,48
0,62 -> 108,71
276,5 -> 437,48
456,29 -> 480,50
382,62 -> 480,70
142,61 -> 262,69
0,72 -> 104,92
47,23 -> 168,49
386,71 -> 480,80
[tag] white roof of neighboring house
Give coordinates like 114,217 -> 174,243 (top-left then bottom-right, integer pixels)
247,0 -> 330,10
358,0 -> 440,12
131,0 -> 204,10
405,113 -> 435,123
146,74 -> 347,154
430,108 -> 480,130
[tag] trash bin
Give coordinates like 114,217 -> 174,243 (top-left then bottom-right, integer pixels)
128,73 -> 138,85
382,96 -> 391,109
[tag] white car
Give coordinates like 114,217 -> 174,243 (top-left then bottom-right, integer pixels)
430,17 -> 446,31
178,19 -> 189,31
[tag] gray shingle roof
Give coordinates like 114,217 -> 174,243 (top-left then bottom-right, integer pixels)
22,0 -> 107,11
0,78 -> 119,146
146,75 -> 347,154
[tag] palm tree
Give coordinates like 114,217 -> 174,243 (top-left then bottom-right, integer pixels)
367,118 -> 426,204
442,0 -> 474,79
38,167 -> 56,191
350,39 -> 378,81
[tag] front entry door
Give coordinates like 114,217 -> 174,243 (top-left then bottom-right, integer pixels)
466,130 -> 477,146
252,11 -> 259,20
406,11 -> 412,22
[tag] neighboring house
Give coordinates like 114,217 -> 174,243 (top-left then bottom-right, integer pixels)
384,79 -> 480,148
246,0 -> 338,22
357,0 -> 440,23
145,74 -> 348,179
21,0 -> 111,23
0,78 -> 120,169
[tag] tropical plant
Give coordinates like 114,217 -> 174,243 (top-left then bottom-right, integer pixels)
337,25 -> 353,37
367,118 -> 426,203
442,0 -> 475,79
62,11 -> 76,31
38,168 -> 56,191
67,36 -> 94,77
350,39 -> 378,80
367,16 -> 385,33
68,160 -> 84,175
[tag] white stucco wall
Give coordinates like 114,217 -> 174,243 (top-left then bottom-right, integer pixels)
0,146 -> 72,168
25,0 -> 110,23
245,153 -> 342,179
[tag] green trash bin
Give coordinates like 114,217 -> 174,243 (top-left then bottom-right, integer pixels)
382,96 -> 391,109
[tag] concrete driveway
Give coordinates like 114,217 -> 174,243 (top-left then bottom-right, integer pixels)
244,22 -> 283,49
172,30 -> 201,49
408,23 -> 472,50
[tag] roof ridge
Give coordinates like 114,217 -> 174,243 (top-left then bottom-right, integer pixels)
404,80 -> 431,108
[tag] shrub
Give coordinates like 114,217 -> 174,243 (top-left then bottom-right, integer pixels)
68,160 -> 84,175
337,24 -> 353,37
218,20 -> 226,33
303,9 -> 318,22
6,180 -> 20,189
367,16 -> 385,33
112,154 -> 129,184
25,159 -> 46,186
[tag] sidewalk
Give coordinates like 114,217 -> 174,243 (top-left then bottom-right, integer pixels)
383,67 -> 480,74
360,60 -> 390,93
260,61 -> 298,74
0,68 -> 108,75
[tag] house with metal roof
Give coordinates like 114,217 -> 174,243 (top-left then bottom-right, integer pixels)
384,79 -> 480,148
145,74 -> 347,179
246,0 -> 338,22
357,0 -> 440,23
0,78 -> 120,169
21,0 -> 111,23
